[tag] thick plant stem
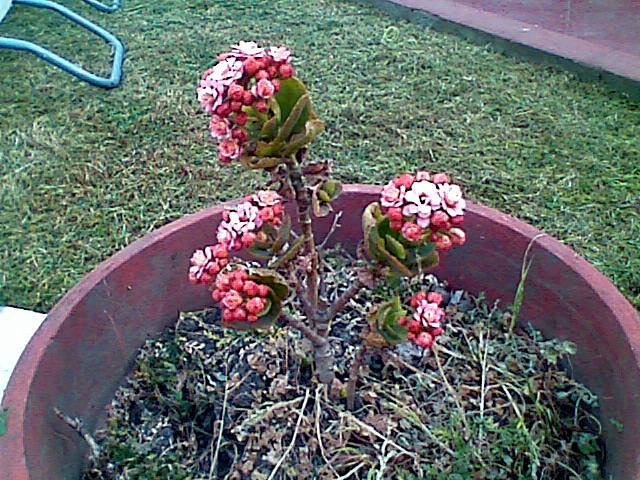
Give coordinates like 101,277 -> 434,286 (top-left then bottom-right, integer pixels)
285,153 -> 334,384
346,345 -> 367,410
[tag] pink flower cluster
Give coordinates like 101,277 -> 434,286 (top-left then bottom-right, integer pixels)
399,291 -> 446,349
197,41 -> 295,163
216,190 -> 285,251
380,172 -> 466,251
188,244 -> 229,285
211,267 -> 271,323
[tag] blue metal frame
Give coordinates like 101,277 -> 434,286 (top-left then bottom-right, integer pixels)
82,0 -> 122,14
0,0 -> 124,88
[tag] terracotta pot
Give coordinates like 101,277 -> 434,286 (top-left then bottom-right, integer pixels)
1,185 -> 639,479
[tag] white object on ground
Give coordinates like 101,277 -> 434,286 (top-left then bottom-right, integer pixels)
0,306 -> 47,400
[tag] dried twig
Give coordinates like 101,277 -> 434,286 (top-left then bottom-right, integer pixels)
267,388 -> 311,480
318,210 -> 343,251
315,385 -> 339,478
323,279 -> 364,322
54,407 -> 101,460
209,362 -> 229,479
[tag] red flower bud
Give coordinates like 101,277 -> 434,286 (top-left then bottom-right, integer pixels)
435,234 -> 453,251
448,228 -> 466,246
257,284 -> 270,297
188,271 -> 198,285
271,78 -> 280,92
212,289 -> 225,302
241,231 -> 257,248
230,101 -> 243,112
228,84 -> 244,101
218,258 -> 228,268
232,128 -> 248,143
246,297 -> 266,315
431,327 -> 444,337
206,263 -> 220,275
255,70 -> 269,81
231,279 -> 245,291
430,211 -> 451,230
233,307 -> 247,321
387,207 -> 403,223
259,206 -> 275,222
451,215 -> 464,225
242,280 -> 259,297
222,308 -> 234,322
247,314 -> 258,322
234,111 -> 248,126
255,100 -> 268,113
273,204 -> 284,216
278,63 -> 294,78
416,332 -> 434,349
426,292 -> 444,305
267,66 -> 278,78
242,91 -> 255,106
243,57 -> 259,76
216,102 -> 231,118
200,272 -> 212,284
211,244 -> 228,258
431,173 -> 450,184
393,173 -> 415,189
233,268 -> 248,282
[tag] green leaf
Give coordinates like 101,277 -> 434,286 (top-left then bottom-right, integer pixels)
321,180 -> 342,200
274,94 -> 310,142
248,245 -> 273,261
280,118 -> 325,156
385,234 -> 407,260
240,155 -> 285,170
367,297 -> 408,346
260,116 -> 279,140
274,77 -> 308,129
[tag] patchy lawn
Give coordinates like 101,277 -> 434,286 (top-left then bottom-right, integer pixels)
1,0 -> 638,310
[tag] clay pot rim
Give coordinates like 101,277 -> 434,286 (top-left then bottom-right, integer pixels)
2,184 -> 639,479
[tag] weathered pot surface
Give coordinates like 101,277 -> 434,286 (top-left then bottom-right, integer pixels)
1,185 -> 639,479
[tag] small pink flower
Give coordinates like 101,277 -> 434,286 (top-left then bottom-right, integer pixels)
401,222 -> 423,243
403,181 -> 441,228
221,290 -> 244,310
197,81 -> 224,114
439,184 -> 466,217
190,249 -> 209,268
241,231 -> 257,248
216,227 -> 233,246
414,300 -> 445,328
209,115 -> 231,139
208,58 -> 244,85
231,41 -> 266,59
252,78 -> 275,99
269,45 -> 291,63
219,138 -> 242,160
380,181 -> 405,208
254,190 -> 281,207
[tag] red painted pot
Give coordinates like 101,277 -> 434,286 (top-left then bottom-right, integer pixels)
1,185 -> 639,479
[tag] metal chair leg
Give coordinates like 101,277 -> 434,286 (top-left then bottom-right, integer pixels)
81,0 -> 122,14
0,0 -> 124,88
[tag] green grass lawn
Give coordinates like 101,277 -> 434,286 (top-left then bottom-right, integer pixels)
1,0 -> 638,311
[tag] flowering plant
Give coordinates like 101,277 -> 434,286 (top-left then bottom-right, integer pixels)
189,42 -> 467,399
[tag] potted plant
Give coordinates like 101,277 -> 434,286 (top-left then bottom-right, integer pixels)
2,42 -> 639,480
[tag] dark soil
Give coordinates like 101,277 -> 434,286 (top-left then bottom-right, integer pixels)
83,255 -> 604,480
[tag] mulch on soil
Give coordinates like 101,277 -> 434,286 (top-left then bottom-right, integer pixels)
84,252 -> 604,479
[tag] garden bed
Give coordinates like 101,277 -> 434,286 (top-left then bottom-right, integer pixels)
84,252 -> 604,479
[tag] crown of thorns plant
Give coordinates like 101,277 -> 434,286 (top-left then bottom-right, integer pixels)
190,41 -> 467,389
